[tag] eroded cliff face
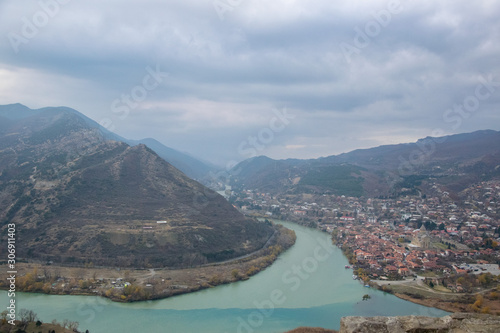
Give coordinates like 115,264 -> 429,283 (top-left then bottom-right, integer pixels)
340,313 -> 500,333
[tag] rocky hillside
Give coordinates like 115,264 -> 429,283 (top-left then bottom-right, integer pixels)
127,137 -> 216,181
0,103 -> 215,180
0,106 -> 274,268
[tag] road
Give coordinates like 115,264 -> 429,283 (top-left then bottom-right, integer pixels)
373,275 -> 426,286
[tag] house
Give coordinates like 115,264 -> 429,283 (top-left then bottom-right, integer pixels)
406,261 -> 421,270
385,265 -> 398,274
453,266 -> 467,275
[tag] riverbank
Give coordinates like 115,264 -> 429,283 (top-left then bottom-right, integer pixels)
0,224 -> 296,303
370,278 -> 500,315
329,224 -> 500,316
394,290 -> 500,315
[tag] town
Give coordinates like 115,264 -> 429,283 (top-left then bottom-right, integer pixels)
228,179 -> 500,299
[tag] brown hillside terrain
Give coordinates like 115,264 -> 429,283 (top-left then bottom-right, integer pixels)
0,108 -> 274,268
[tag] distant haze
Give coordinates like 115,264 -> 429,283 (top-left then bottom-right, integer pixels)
1,0 -> 499,165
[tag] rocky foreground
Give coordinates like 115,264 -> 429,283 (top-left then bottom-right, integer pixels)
339,313 -> 500,333
287,313 -> 500,333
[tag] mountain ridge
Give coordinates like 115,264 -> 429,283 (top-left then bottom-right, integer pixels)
0,103 -> 214,180
0,106 -> 274,268
230,130 -> 500,197
127,137 -> 215,180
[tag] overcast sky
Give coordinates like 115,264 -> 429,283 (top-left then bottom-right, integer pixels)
1,0 -> 499,166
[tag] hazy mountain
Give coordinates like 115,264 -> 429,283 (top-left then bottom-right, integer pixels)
230,156 -> 297,192
230,130 -> 500,197
127,138 -> 216,180
320,130 -> 500,171
0,104 -> 215,180
0,106 -> 274,268
0,103 -> 37,120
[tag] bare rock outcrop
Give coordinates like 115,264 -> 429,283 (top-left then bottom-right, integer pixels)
340,313 -> 500,333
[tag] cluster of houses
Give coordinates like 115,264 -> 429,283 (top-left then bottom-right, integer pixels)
231,180 -> 500,279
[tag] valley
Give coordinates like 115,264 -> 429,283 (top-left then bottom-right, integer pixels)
1,103 -> 499,331
2,1 -> 500,331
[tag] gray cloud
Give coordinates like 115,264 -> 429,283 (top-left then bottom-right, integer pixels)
1,0 -> 499,165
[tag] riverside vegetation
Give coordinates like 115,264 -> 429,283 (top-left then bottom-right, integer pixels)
0,224 -> 296,302
0,309 -> 83,333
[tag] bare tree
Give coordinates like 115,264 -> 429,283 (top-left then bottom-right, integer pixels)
68,320 -> 80,331
18,309 -> 38,329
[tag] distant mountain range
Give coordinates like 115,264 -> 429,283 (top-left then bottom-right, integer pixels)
229,130 -> 500,197
0,104 -> 273,267
0,104 -> 214,180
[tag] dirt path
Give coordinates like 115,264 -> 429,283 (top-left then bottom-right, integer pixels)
137,268 -> 156,284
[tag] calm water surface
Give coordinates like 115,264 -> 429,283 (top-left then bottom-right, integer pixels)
1,221 -> 448,332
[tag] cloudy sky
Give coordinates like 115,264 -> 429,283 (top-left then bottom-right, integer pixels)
1,0 -> 499,166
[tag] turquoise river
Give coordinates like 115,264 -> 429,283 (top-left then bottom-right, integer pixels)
1,220 -> 449,332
